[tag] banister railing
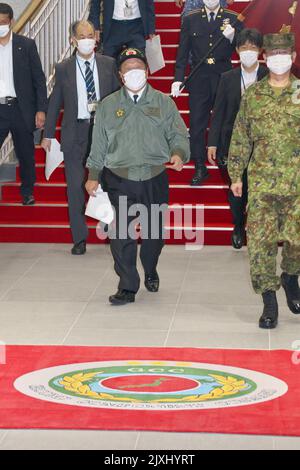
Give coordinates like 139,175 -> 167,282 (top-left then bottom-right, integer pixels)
0,0 -> 90,166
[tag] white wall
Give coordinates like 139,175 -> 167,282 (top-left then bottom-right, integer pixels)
8,0 -> 31,20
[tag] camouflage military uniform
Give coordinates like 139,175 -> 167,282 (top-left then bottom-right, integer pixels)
228,75 -> 300,294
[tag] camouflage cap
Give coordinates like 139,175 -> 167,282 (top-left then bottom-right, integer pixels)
263,33 -> 295,51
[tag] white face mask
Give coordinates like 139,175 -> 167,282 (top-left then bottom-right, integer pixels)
266,54 -> 293,75
123,69 -> 147,92
0,24 -> 10,38
240,50 -> 259,68
76,38 -> 96,56
203,0 -> 220,10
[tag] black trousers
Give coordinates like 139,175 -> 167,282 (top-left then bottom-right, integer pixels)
0,102 -> 35,197
103,18 -> 146,58
102,168 -> 169,293
64,121 -> 94,244
228,169 -> 248,227
188,73 -> 220,167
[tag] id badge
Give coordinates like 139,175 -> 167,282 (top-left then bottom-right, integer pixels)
124,6 -> 133,17
87,102 -> 98,114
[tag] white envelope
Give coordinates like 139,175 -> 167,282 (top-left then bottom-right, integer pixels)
45,139 -> 64,181
85,185 -> 114,224
145,35 -> 165,74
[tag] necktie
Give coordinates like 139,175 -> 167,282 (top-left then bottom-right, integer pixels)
85,61 -> 97,103
210,12 -> 215,22
133,95 -> 139,104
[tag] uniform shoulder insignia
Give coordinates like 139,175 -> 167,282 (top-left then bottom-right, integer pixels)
223,8 -> 239,16
186,8 -> 203,16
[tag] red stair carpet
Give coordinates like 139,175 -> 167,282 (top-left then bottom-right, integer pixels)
0,1 -> 250,245
1,345 -> 299,435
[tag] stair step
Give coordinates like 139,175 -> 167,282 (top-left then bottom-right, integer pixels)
155,1 -> 247,15
2,182 -> 229,204
0,223 -> 234,246
0,202 -> 232,225
157,30 -> 181,44
16,164 -> 229,185
156,15 -> 181,30
155,3 -> 179,15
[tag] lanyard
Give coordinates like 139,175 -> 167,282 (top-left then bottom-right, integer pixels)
76,56 -> 96,98
241,71 -> 257,94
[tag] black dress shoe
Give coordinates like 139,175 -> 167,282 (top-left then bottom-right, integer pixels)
281,273 -> 300,314
145,271 -> 160,293
231,225 -> 245,250
259,291 -> 279,329
109,289 -> 135,305
190,167 -> 210,186
71,240 -> 86,255
22,195 -> 35,206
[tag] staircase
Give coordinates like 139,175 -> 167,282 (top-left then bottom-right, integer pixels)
0,0 -> 250,245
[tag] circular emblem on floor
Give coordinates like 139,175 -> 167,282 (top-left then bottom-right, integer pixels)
14,360 -> 288,410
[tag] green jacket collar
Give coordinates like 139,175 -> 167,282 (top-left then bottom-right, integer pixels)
119,84 -> 156,106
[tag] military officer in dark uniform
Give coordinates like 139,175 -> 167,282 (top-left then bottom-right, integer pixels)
172,0 -> 243,186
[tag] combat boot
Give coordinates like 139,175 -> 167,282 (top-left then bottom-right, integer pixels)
259,291 -> 278,329
281,273 -> 300,314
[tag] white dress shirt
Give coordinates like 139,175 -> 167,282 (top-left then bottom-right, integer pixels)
0,33 -> 17,98
76,53 -> 100,119
241,63 -> 259,95
127,84 -> 147,103
113,0 -> 141,21
205,6 -> 220,22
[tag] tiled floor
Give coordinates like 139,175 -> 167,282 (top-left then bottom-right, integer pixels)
0,243 -> 299,450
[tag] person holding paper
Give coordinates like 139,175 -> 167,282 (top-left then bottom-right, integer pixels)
0,3 -> 47,206
85,48 -> 190,305
41,20 -> 120,255
88,0 -> 156,58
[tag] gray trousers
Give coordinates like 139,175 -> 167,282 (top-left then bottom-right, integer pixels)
63,121 -> 92,244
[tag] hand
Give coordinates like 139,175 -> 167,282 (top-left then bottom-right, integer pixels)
170,155 -> 184,172
171,81 -> 183,98
95,30 -> 100,43
175,0 -> 185,7
207,147 -> 217,166
227,0 -> 234,4
41,138 -> 51,152
231,182 -> 243,197
35,112 -> 46,129
149,34 -> 156,40
222,24 -> 235,42
85,180 -> 99,197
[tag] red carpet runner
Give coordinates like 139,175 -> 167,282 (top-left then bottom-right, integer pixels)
0,1 -> 250,245
1,346 -> 299,435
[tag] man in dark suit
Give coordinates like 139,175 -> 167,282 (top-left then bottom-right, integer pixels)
172,1 -> 244,186
0,3 -> 47,206
42,20 -> 120,255
88,0 -> 156,58
208,28 -> 268,249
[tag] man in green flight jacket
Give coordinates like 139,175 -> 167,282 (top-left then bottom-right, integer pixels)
86,48 -> 190,305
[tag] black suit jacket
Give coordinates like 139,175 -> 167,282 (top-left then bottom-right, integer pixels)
208,64 -> 268,158
175,7 -> 244,82
88,0 -> 155,42
44,54 -> 120,153
12,34 -> 48,133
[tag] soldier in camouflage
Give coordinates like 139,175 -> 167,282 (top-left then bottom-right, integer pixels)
228,33 -> 300,329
